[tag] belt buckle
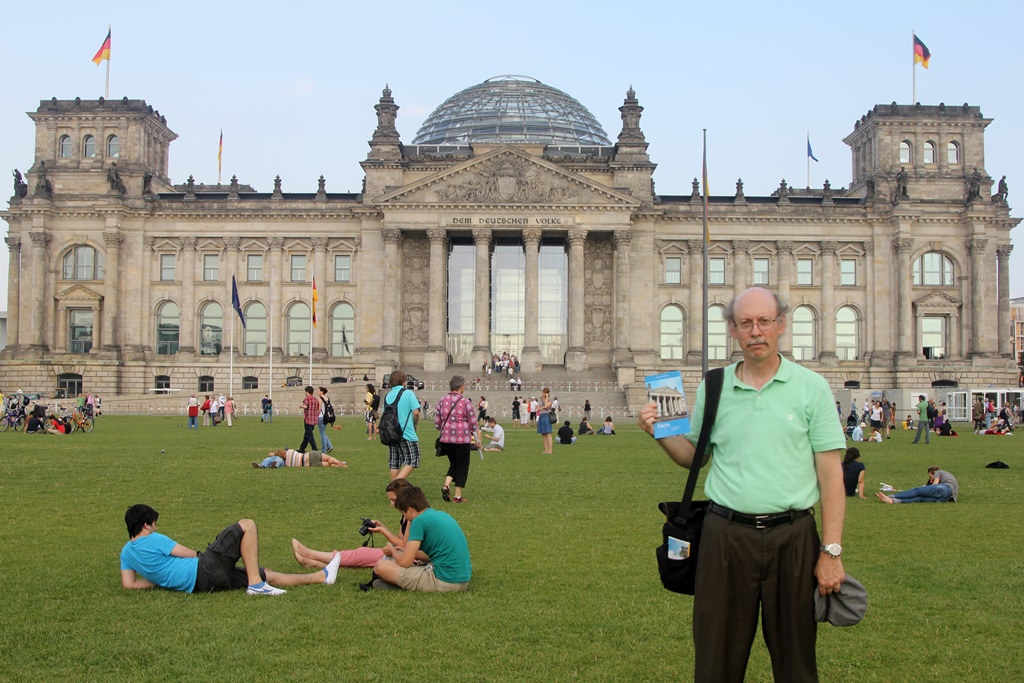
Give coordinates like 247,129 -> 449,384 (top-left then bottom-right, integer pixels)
754,514 -> 771,529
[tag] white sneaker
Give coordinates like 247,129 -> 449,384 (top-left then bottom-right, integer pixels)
324,552 -> 342,585
246,581 -> 286,596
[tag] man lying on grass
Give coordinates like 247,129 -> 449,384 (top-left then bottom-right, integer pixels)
120,504 -> 341,596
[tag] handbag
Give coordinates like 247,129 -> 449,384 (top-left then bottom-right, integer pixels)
434,394 -> 464,457
655,367 -> 724,595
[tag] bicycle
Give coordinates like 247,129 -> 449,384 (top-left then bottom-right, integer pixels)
69,409 -> 95,434
1,409 -> 24,432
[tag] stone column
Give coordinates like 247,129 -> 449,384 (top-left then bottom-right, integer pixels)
424,228 -> 448,372
732,240 -> 749,297
178,236 -> 197,356
520,228 -> 543,373
566,228 -> 589,372
686,239 -> 704,363
612,230 -> 633,362
380,229 -> 402,354
469,228 -> 491,371
4,236 -> 21,351
101,231 -> 124,352
998,244 -> 1013,356
864,241 -> 876,362
894,238 -> 914,358
29,231 -> 50,351
311,236 -> 329,359
776,241 -> 793,357
968,237 -> 989,357
268,237 -> 284,357
223,236 -> 240,355
819,241 -> 837,364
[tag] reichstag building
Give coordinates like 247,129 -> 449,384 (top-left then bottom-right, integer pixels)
2,75 -> 1019,397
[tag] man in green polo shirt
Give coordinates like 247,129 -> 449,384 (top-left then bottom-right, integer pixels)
639,287 -> 847,682
912,394 -> 931,445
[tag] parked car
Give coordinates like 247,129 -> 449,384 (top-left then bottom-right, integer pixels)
380,373 -> 425,391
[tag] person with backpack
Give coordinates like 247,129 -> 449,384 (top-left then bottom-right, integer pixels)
298,386 -> 319,453
365,384 -> 380,441
201,395 -> 212,427
379,369 -> 421,481
317,387 -> 335,454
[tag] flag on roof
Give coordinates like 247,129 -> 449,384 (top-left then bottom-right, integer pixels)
913,33 -> 930,68
807,135 -> 819,162
92,29 -> 111,65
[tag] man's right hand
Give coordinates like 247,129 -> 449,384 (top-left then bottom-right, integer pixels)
638,401 -> 659,436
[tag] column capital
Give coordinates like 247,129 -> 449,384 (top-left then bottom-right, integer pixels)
892,237 -> 914,254
472,228 -> 491,245
997,243 -> 1014,259
863,240 -> 874,255
613,230 -> 632,248
381,228 -> 402,245
820,240 -> 837,255
687,239 -> 704,254
966,237 -> 989,255
311,236 -> 329,250
179,235 -> 197,251
4,236 -> 21,252
103,231 -> 124,248
224,236 -> 241,250
523,228 -> 542,245
568,228 -> 588,245
144,236 -> 155,250
732,239 -> 750,254
29,231 -> 50,247
775,240 -> 794,255
426,228 -> 447,243
268,236 -> 284,250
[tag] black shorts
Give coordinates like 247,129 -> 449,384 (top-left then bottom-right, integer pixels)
192,523 -> 266,592
870,419 -> 882,429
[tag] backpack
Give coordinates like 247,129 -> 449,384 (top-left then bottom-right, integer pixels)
379,388 -> 410,446
371,393 -> 381,411
323,398 -> 336,425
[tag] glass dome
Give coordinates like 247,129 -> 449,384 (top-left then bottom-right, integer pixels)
412,75 -> 611,146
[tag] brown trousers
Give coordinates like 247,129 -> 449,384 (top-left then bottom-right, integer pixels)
693,510 -> 820,683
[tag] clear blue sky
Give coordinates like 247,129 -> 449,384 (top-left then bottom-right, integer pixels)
3,0 -> 1023,306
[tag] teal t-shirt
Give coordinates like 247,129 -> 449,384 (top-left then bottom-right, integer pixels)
408,508 -> 471,584
120,532 -> 198,593
685,355 -> 846,513
385,387 -> 420,442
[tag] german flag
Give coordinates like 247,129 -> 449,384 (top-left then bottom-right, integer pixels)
92,29 -> 111,65
913,33 -> 930,69
311,277 -> 319,327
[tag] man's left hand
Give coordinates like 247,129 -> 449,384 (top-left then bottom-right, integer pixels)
814,555 -> 845,595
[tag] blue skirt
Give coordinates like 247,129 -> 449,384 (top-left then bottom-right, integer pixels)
537,412 -> 552,434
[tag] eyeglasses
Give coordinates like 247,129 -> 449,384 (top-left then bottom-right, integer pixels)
732,317 -> 778,332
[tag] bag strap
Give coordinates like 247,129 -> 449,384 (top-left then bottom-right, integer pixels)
389,387 -> 412,433
438,393 -> 463,431
673,367 -> 725,525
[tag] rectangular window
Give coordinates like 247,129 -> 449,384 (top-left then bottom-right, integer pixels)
840,259 -> 857,286
334,254 -> 351,282
922,316 -> 947,359
753,258 -> 770,286
291,254 -> 307,282
69,309 -> 94,354
709,257 -> 725,286
159,254 -> 176,281
797,258 -> 813,286
665,257 -> 681,285
203,254 -> 219,282
247,254 -> 263,282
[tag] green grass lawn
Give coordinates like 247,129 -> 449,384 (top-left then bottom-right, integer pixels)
1,415 -> 1022,682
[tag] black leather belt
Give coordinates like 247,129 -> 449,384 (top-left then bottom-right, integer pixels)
709,502 -> 812,529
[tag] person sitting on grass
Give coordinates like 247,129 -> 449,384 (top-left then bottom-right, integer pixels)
983,419 -> 1013,436
875,467 -> 959,504
119,504 -> 341,596
842,448 -> 866,499
867,427 -> 883,443
292,478 -> 414,569
253,448 -> 348,468
578,417 -> 595,435
557,420 -> 576,445
598,416 -> 616,435
850,422 -> 865,442
480,417 -> 505,451
24,413 -> 59,434
369,486 -> 471,592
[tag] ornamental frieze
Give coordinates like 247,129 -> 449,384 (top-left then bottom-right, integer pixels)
435,156 -> 579,204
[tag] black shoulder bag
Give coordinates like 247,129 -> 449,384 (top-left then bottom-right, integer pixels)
434,394 -> 464,457
655,367 -> 725,595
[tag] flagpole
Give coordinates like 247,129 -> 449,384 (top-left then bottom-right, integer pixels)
912,29 -> 916,104
308,273 -> 314,383
230,271 -> 235,398
807,132 -> 811,189
104,25 -> 111,100
269,267 -> 274,403
701,129 -> 709,379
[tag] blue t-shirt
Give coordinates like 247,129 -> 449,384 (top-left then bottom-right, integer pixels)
408,508 -> 471,584
385,386 -> 420,442
120,532 -> 198,593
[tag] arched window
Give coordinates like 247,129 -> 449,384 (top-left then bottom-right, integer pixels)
243,302 -> 267,356
59,135 -> 72,158
660,305 -> 685,360
154,375 -> 172,393
836,306 -> 860,360
156,302 -> 180,355
330,302 -> 355,357
707,305 -> 728,360
62,245 -> 105,280
106,134 -> 120,158
947,141 -> 960,164
791,306 -> 816,361
199,302 -> 223,356
913,252 -> 954,286
923,141 -> 936,164
198,375 -> 215,393
83,135 -> 96,158
286,302 -> 311,356
899,140 -> 912,164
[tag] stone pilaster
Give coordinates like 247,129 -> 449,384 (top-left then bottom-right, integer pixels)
101,231 -> 124,353
380,229 -> 402,356
177,235 -> 196,356
893,237 -> 915,359
28,231 -> 50,352
4,236 -> 21,352
424,228 -> 448,371
311,236 -> 329,360
520,228 -> 543,373
268,237 -> 284,357
968,237 -> 989,357
776,240 -> 793,357
686,239 -> 705,364
470,228 -> 492,371
998,244 -> 1013,356
819,241 -> 837,364
566,228 -> 589,372
732,240 -> 749,296
223,236 -> 240,355
612,230 -> 633,363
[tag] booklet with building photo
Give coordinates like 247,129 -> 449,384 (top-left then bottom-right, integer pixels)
645,370 -> 691,439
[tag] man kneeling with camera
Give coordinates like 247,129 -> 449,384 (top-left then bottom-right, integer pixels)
371,486 -> 471,592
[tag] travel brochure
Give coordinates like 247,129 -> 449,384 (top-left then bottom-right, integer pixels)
645,370 -> 690,439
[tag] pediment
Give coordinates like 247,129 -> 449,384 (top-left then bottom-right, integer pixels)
375,147 -> 639,209
57,284 -> 102,304
914,291 -> 961,309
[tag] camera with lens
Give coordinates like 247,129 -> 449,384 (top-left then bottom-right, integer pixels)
358,517 -> 375,536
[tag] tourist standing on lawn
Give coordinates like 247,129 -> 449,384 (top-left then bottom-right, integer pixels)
912,395 -> 931,445
383,369 -> 421,481
365,384 -> 379,440
224,396 -> 235,427
536,388 -> 554,454
186,394 -> 199,430
317,387 -> 334,454
638,287 -> 847,682
298,386 -> 319,453
261,395 -> 273,423
435,375 -> 477,504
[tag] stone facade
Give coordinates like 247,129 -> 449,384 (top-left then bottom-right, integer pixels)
1,90 -> 1019,398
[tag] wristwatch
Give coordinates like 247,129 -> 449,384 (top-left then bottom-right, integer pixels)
820,543 -> 843,558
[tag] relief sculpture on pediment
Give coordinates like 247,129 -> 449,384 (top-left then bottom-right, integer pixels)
435,155 -> 579,204
401,234 -> 430,345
